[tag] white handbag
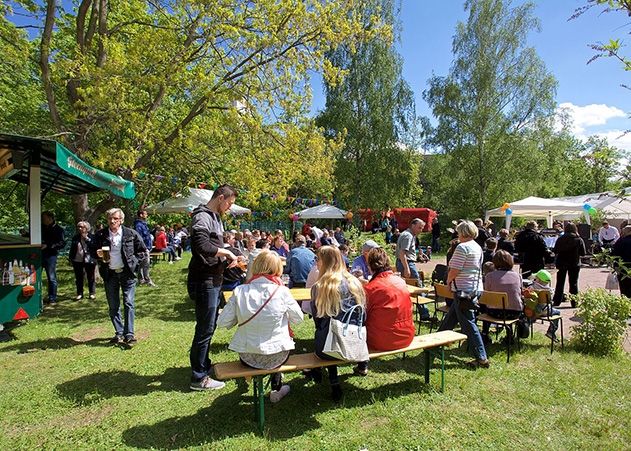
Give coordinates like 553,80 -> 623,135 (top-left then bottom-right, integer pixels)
323,304 -> 369,362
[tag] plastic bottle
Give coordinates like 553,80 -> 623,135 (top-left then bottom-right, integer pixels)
8,262 -> 14,285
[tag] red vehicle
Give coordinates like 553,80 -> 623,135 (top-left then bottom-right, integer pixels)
392,208 -> 436,232
358,208 -> 437,232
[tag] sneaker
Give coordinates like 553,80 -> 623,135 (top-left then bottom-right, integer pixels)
124,336 -> 138,346
175,257 -> 182,261
270,384 -> 291,403
466,359 -> 490,369
545,331 -> 558,342
190,376 -> 225,391
89,294 -> 96,300
75,295 -> 83,301
353,366 -> 368,377
109,335 -> 123,344
147,281 -> 158,288
331,383 -> 343,403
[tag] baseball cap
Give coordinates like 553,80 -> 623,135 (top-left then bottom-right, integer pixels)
534,270 -> 551,283
362,240 -> 381,252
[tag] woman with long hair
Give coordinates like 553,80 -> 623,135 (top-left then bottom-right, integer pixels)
217,250 -> 303,403
308,246 -> 366,402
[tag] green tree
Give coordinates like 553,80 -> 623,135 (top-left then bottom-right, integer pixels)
1,0 -> 386,223
316,0 -> 420,210
422,0 -> 557,218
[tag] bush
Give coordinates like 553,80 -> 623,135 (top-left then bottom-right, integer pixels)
571,288 -> 631,356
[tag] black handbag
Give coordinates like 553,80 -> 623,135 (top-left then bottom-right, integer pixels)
454,289 -> 480,311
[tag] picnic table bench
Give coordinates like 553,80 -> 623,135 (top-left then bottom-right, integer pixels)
149,251 -> 166,264
213,330 -> 467,433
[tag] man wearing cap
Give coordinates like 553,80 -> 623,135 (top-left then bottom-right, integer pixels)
397,218 -> 430,319
598,221 -> 620,249
351,240 -> 380,281
285,234 -> 315,288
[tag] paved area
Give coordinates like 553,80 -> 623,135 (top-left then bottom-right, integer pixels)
417,256 -> 631,353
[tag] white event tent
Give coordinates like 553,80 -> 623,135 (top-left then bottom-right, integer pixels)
147,188 -> 251,215
296,204 -> 348,219
485,196 -> 585,228
552,192 -> 631,220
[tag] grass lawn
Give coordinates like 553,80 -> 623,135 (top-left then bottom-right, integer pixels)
1,253 -> 630,450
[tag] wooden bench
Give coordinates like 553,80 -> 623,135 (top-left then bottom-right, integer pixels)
149,252 -> 166,264
213,330 -> 467,433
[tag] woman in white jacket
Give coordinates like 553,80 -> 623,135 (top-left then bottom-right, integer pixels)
217,250 -> 303,402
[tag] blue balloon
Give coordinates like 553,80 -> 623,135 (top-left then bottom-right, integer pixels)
505,208 -> 512,215
583,203 -> 591,211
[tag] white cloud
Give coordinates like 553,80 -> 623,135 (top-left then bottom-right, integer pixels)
556,102 -> 626,135
591,129 -> 631,152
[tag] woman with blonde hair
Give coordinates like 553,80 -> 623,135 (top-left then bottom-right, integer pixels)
217,250 -> 303,403
306,246 -> 366,402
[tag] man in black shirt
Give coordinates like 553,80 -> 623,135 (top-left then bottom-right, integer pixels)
41,211 -> 66,304
431,217 -> 441,252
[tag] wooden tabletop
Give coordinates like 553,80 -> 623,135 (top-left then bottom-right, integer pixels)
223,286 -> 312,302
407,284 -> 432,296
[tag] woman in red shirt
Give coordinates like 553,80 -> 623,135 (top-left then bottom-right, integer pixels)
355,248 -> 415,376
154,226 -> 177,263
364,247 -> 415,351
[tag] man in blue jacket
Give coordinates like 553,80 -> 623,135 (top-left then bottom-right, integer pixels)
285,234 -> 316,287
133,209 -> 156,287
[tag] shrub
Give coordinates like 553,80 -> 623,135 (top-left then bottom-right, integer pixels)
571,288 -> 631,356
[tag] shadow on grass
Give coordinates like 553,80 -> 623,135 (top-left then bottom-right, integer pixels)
121,377 -> 431,447
0,336 -> 114,353
56,367 -> 190,405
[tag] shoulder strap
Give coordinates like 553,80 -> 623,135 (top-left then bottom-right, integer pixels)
238,285 -> 281,327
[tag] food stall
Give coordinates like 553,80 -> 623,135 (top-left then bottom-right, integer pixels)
0,134 -> 135,326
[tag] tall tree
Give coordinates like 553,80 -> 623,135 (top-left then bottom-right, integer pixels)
316,0 -> 420,210
1,0 -> 386,223
422,0 -> 557,218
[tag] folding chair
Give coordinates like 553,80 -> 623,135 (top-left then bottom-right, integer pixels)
530,290 -> 564,354
477,290 -> 521,363
432,283 -> 454,333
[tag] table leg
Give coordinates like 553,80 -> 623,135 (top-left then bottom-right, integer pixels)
256,376 -> 265,434
424,349 -> 430,384
440,347 -> 445,393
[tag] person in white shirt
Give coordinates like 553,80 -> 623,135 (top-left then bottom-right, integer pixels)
598,221 -> 620,247
217,250 -> 303,403
95,208 -> 147,346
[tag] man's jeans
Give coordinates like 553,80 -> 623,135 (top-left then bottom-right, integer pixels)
138,252 -> 151,283
104,271 -> 136,338
396,259 -> 430,318
438,296 -> 487,361
42,255 -> 58,301
188,280 -> 222,382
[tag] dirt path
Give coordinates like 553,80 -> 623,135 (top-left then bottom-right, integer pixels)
417,256 -> 631,353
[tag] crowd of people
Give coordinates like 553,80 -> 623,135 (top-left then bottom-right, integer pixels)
37,187 -> 631,404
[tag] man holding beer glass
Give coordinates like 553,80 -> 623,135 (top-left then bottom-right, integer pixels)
95,208 -> 147,346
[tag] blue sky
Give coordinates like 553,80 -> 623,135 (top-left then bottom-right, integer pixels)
311,0 -> 631,151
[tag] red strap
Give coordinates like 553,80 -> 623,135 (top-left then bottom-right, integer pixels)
238,285 -> 281,327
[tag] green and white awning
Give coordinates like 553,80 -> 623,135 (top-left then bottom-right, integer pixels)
0,134 -> 135,199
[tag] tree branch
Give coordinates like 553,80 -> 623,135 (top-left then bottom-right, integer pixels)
40,0 -> 63,131
96,0 -> 107,68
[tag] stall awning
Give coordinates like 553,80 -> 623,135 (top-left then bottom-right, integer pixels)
0,134 -> 135,199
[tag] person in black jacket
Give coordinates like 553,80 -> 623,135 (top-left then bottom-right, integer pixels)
473,218 -> 490,248
41,211 -> 66,305
515,221 -> 548,277
552,222 -> 586,307
497,228 -> 515,255
188,185 -> 241,391
612,226 -> 631,298
94,208 -> 147,346
69,221 -> 98,301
